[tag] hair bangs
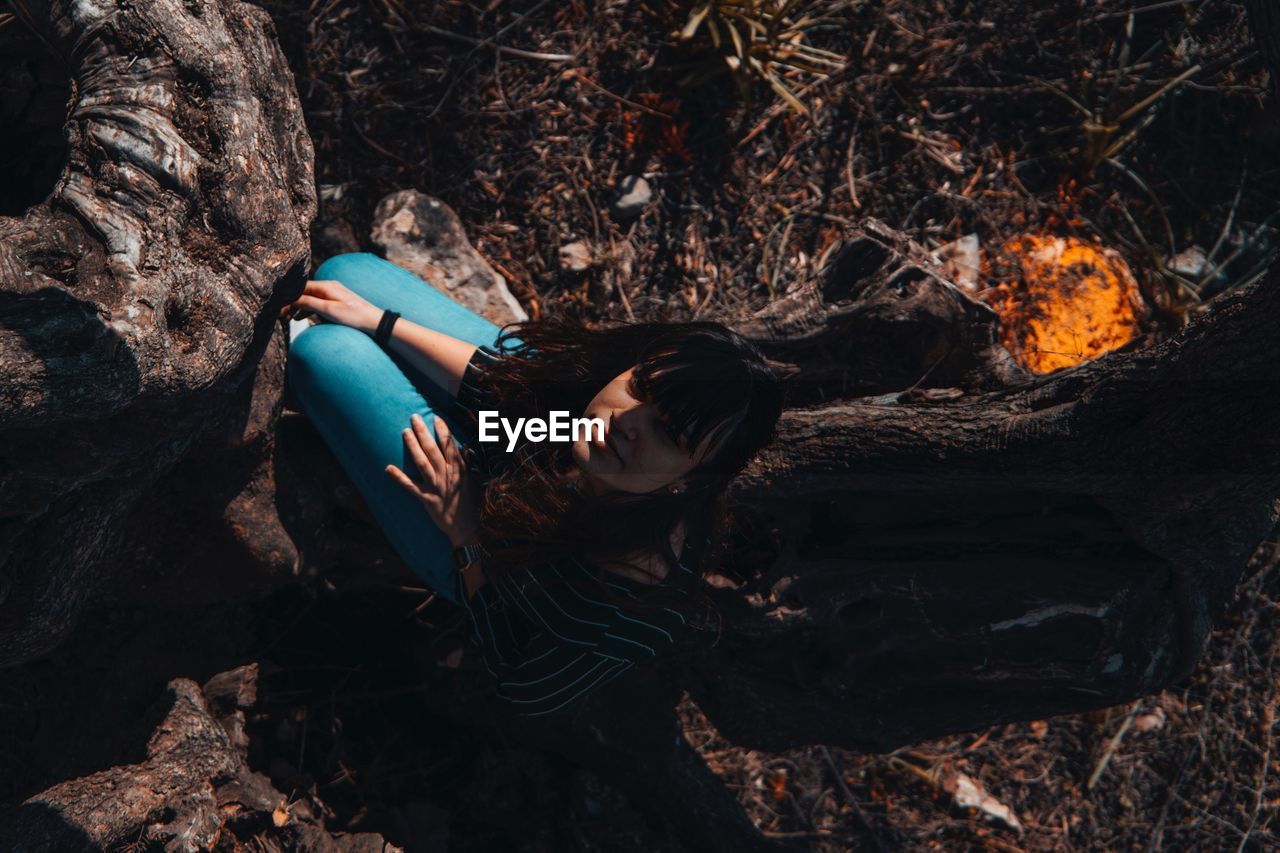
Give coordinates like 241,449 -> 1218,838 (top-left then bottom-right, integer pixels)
634,344 -> 753,464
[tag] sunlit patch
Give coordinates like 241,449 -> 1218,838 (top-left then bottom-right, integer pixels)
987,234 -> 1145,374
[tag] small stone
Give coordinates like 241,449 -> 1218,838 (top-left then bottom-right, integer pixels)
1134,706 -> 1166,733
1168,245 -> 1209,278
559,240 -> 594,272
611,175 -> 652,221
1167,244 -> 1226,288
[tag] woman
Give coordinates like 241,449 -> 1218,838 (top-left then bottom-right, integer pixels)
283,253 -> 782,717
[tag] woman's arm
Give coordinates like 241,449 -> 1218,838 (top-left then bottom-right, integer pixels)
281,279 -> 477,395
382,316 -> 478,398
458,555 -> 488,600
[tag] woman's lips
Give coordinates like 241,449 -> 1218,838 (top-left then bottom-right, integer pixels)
603,425 -> 625,467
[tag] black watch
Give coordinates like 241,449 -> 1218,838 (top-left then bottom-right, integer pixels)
374,309 -> 401,347
453,542 -> 485,571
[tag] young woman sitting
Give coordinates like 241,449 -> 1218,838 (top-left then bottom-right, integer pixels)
283,253 -> 782,717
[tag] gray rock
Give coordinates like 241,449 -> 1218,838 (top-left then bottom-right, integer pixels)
611,175 -> 652,221
370,190 -> 528,325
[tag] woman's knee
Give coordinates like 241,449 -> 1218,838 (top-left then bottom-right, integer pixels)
314,252 -> 373,281
287,323 -> 379,388
313,252 -> 400,303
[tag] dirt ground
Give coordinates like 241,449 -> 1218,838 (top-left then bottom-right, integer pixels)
248,0 -> 1278,849
5,1 -> 1273,850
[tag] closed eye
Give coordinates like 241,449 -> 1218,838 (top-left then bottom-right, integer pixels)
655,411 -> 687,446
630,374 -> 687,447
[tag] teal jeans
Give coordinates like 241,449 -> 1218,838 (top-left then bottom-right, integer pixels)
286,253 -> 511,603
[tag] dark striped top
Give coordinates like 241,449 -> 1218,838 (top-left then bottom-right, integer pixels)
447,346 -> 700,717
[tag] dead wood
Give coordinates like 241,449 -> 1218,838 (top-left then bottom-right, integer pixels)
0,0 -> 314,663
0,664 -> 394,851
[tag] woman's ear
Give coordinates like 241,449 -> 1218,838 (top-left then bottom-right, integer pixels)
668,480 -> 687,495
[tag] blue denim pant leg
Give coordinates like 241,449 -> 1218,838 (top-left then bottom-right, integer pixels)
286,253 -> 514,602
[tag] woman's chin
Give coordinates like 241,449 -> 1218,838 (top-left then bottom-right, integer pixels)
570,438 -> 593,472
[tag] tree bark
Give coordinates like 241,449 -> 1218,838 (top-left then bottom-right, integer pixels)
0,0 -> 315,664
683,227 -> 1280,753
0,665 -> 394,850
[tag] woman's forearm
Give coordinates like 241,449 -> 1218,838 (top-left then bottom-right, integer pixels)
380,315 -> 478,397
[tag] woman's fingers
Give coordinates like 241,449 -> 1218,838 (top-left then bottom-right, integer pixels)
385,464 -> 423,499
404,421 -> 440,487
443,424 -> 464,471
410,413 -> 448,484
280,293 -> 324,320
398,414 -> 465,499
305,279 -> 349,301
433,416 -> 455,495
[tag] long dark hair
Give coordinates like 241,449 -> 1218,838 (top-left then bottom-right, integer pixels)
469,318 -> 783,614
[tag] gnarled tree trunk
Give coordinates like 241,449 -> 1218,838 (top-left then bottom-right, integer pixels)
0,0 -> 314,664
690,225 -> 1280,753
0,664 -> 395,850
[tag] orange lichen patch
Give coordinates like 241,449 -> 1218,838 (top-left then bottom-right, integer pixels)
989,235 -> 1145,374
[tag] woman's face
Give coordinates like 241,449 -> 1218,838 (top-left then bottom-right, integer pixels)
571,367 -> 716,495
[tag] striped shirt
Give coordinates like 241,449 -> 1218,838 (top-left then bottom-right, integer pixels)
447,346 -> 700,717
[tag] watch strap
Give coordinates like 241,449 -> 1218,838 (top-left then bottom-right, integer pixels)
452,542 -> 485,571
374,309 -> 401,347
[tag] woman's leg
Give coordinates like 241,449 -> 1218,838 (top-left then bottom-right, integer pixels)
314,252 -> 510,392
286,253 -> 512,602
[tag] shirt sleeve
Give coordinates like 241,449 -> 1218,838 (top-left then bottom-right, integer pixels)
454,344 -> 503,416
450,345 -> 505,478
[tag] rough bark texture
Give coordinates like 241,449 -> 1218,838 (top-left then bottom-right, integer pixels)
0,665 -> 396,851
2,3 -> 1279,852
0,0 -> 315,663
730,219 -> 1031,402
689,233 -> 1280,753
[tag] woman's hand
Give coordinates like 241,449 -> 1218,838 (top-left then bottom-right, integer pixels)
386,413 -> 482,548
279,279 -> 383,334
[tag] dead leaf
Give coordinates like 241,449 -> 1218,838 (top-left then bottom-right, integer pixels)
940,771 -> 1024,833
